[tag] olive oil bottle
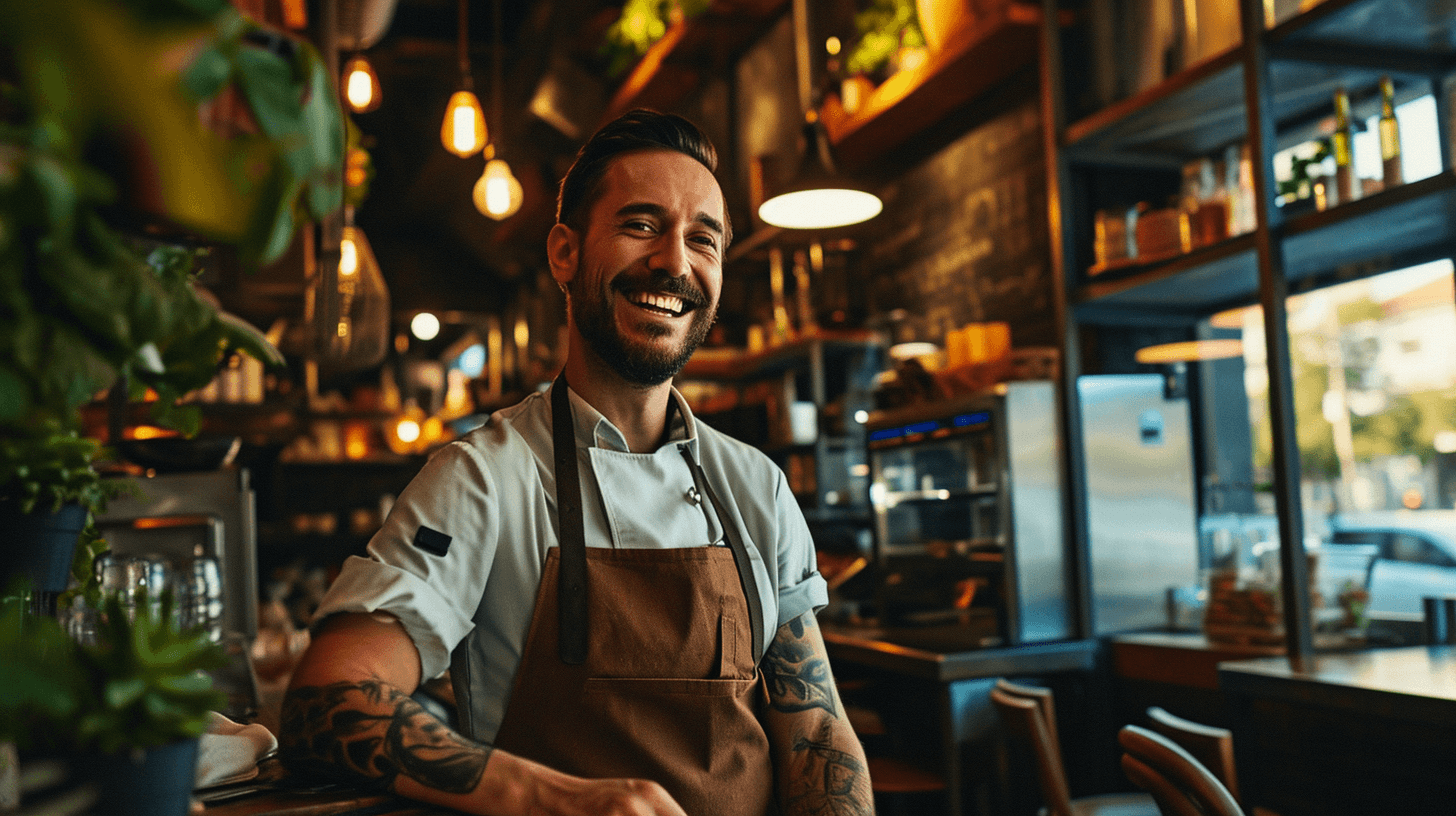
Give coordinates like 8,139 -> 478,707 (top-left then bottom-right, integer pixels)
1332,86 -> 1356,204
1379,75 -> 1403,187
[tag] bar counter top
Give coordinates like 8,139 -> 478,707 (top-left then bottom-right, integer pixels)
1218,644 -> 1456,724
818,623 -> 1098,681
202,787 -> 452,815
1218,646 -> 1456,816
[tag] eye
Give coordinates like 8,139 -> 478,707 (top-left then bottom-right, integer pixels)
623,219 -> 656,234
690,232 -> 719,251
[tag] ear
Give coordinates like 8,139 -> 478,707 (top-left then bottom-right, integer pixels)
547,223 -> 579,287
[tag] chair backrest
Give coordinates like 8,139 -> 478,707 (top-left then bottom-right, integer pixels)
995,678 -> 1060,751
990,684 -> 1073,816
1119,725 -> 1245,816
1145,706 -> 1240,802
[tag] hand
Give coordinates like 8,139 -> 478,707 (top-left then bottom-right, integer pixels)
533,775 -> 688,816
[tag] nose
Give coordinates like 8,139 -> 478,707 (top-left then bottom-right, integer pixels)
648,230 -> 692,278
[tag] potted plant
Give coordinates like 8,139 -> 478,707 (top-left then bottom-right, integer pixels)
0,0 -> 342,604
0,590 -> 228,815
0,421 -> 129,605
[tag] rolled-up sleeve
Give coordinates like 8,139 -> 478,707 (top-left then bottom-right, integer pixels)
312,441 -> 498,680
771,468 -> 829,628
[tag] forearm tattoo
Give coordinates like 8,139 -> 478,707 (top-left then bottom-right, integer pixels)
786,721 -> 873,816
280,678 -> 489,794
764,615 -> 839,717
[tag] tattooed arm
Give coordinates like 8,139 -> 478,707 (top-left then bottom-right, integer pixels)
761,611 -> 874,816
280,611 -> 687,816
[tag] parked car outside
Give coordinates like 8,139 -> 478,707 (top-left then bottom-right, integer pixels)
1327,510 -> 1456,616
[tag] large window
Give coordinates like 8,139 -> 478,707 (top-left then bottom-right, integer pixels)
1207,258 -> 1456,617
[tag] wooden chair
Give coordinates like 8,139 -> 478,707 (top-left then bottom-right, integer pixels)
1144,707 -> 1239,803
1118,725 -> 1245,816
990,680 -> 1159,816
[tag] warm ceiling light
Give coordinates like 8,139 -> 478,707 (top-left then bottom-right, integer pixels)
1135,339 -> 1245,364
759,122 -> 881,231
442,0 -> 487,157
442,90 -> 487,157
342,55 -> 381,113
411,312 -> 441,341
339,235 -> 359,277
474,155 -> 523,220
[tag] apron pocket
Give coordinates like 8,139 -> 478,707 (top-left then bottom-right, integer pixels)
580,675 -> 770,788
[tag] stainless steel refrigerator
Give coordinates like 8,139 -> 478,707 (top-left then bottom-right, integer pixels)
1077,374 -> 1200,635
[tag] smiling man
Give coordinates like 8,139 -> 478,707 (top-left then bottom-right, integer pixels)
280,110 -> 873,816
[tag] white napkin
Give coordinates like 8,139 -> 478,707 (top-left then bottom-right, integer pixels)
193,711 -> 279,789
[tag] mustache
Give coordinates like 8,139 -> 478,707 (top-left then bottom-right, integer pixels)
612,271 -> 708,309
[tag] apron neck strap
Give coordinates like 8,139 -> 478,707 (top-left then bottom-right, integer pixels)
551,373 -> 589,665
679,446 -> 767,665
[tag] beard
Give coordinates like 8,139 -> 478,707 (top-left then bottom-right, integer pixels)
570,267 -> 716,386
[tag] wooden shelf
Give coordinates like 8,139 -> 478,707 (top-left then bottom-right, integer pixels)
823,2 -> 1044,171
600,0 -> 787,126
1071,171 -> 1456,323
677,329 -> 883,382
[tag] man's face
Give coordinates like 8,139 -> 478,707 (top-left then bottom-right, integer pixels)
561,149 -> 726,386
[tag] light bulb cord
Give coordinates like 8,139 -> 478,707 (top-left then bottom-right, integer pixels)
457,0 -> 473,90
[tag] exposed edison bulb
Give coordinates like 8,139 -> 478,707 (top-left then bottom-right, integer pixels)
342,56 -> 381,113
441,90 -> 488,157
473,157 -> 524,220
339,236 -> 359,277
411,312 -> 441,341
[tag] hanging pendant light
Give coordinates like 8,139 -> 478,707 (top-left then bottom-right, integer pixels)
759,114 -> 882,229
473,0 -> 523,220
342,54 -> 382,113
441,0 -> 487,157
315,209 -> 391,374
758,0 -> 881,230
474,147 -> 524,219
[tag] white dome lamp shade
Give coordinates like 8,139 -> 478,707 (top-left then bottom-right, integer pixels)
758,121 -> 880,231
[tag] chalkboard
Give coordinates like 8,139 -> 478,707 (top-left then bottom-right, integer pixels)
858,99 -> 1056,349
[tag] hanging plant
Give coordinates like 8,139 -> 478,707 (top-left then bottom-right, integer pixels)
599,0 -> 711,78
845,0 -> 925,80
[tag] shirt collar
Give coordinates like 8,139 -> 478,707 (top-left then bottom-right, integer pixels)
557,382 -> 696,454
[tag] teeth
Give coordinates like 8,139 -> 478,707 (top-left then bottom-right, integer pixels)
634,293 -> 685,315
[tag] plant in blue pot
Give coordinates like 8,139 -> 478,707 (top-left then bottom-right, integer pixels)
1,589 -> 229,815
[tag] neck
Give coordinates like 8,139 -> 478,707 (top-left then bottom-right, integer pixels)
560,336 -> 675,454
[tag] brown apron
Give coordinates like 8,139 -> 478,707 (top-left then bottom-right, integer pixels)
490,376 -> 776,816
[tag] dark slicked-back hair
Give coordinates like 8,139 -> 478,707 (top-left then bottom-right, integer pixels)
556,109 -> 731,245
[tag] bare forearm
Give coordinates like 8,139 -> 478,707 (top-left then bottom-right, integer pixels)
279,677 -> 685,816
763,615 -> 874,816
279,677 -> 493,797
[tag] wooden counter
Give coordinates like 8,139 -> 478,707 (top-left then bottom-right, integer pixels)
1110,632 -> 1283,690
821,624 -> 1099,683
1219,646 -> 1456,816
202,786 -> 451,815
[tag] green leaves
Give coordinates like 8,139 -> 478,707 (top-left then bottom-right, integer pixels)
0,421 -> 129,514
0,588 -> 228,754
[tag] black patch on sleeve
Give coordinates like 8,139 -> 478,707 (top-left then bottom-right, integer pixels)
413,526 -> 453,557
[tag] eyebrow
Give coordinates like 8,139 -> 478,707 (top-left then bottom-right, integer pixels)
616,203 -> 725,239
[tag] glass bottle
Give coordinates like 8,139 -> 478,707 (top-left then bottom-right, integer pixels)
1378,75 -> 1402,187
1331,87 -> 1356,205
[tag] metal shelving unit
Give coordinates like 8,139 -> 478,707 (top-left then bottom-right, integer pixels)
1041,0 -> 1456,661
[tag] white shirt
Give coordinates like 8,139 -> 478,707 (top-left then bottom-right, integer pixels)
314,383 -> 828,743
